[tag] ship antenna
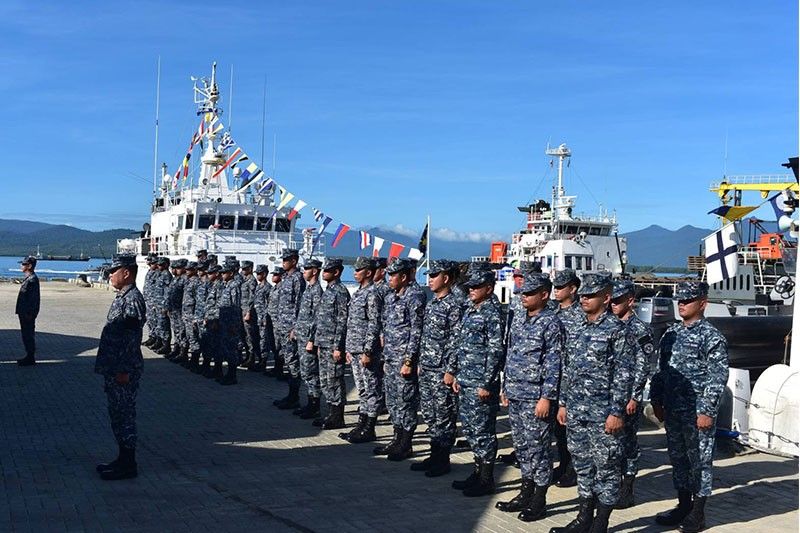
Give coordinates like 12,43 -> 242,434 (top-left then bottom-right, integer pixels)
152,56 -> 161,197
272,133 -> 277,178
260,75 -> 267,169
228,64 -> 234,133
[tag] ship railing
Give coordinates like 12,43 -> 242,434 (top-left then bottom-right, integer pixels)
561,213 -> 618,224
711,174 -> 794,189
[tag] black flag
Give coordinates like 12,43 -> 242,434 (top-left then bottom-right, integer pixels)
418,223 -> 428,256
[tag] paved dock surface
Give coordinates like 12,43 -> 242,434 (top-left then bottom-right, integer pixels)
1,283 -> 797,532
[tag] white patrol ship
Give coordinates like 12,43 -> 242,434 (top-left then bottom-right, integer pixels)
473,143 -> 628,304
118,63 -> 323,287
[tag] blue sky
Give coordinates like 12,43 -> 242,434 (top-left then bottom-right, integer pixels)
0,1 -> 796,244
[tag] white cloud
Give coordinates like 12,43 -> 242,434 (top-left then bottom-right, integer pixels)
432,228 -> 503,243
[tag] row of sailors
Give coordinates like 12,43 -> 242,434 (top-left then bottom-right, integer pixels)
138,250 -> 727,533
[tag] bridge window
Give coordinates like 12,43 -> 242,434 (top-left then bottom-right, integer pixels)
198,215 -> 216,229
274,218 -> 291,233
185,214 -> 194,229
238,216 -> 255,231
256,217 -> 272,231
218,215 -> 235,230
585,257 -> 593,270
589,227 -> 602,235
565,256 -> 573,269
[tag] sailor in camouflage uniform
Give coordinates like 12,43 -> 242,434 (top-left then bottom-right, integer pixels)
551,268 -> 584,488
215,263 -> 242,385
142,255 -> 160,348
551,272 -> 632,533
308,258 -> 350,429
177,261 -> 200,367
651,281 -> 728,533
372,257 -> 392,302
340,257 -> 384,443
496,273 -> 563,521
264,266 -> 284,377
239,260 -> 261,369
408,260 -> 463,476
165,259 -> 187,360
190,261 -> 209,373
202,265 -> 223,379
274,249 -> 306,405
153,257 -> 173,355
373,258 -> 426,462
94,254 -> 146,481
610,279 -> 654,509
282,258 -> 323,417
450,269 -> 505,497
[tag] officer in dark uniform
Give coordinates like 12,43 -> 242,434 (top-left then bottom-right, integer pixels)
15,255 -> 40,366
94,254 -> 146,481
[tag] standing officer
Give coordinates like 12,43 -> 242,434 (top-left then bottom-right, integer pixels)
552,272 -> 631,533
375,258 -> 425,462
196,249 -> 208,264
497,273 -> 563,521
308,258 -> 350,429
165,259 -> 187,360
264,266 -> 284,377
550,268 -> 584,487
153,257 -> 172,356
341,257 -> 384,443
411,259 -> 463,476
284,258 -> 323,416
240,260 -> 261,370
94,254 -> 146,481
217,263 -> 242,385
450,268 -> 505,497
202,265 -> 223,379
252,265 -> 273,374
651,281 -> 728,533
610,279 -> 653,509
372,257 -> 392,301
190,261 -> 209,373
142,255 -> 160,348
15,255 -> 40,366
178,261 -> 200,368
274,249 -> 306,405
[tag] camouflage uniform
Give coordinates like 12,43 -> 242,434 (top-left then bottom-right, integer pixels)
95,264 -> 146,451
504,275 -> 564,487
651,288 -> 728,498
419,274 -> 462,448
266,270 -> 282,365
182,270 -> 200,353
166,262 -> 186,350
296,279 -> 323,398
203,271 -> 222,363
218,276 -> 242,365
346,276 -> 384,417
240,264 -> 261,363
143,262 -> 159,338
312,273 -> 350,407
562,275 -> 632,508
155,262 -> 172,343
254,271 -> 275,363
194,270 -> 210,357
382,264 -> 426,433
276,267 -> 306,378
454,272 -> 505,463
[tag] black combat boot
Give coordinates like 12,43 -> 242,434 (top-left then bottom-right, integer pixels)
426,444 -> 452,477
265,358 -> 284,378
142,336 -> 156,347
167,342 -> 181,360
555,462 -> 577,488
589,502 -> 613,533
496,478 -> 536,512
374,426 -> 402,456
299,397 -> 321,420
462,460 -> 495,497
518,484 -> 548,522
188,351 -> 201,372
678,496 -> 706,533
322,403 -> 346,430
615,475 -> 636,509
274,378 -> 301,410
211,360 -> 224,381
176,346 -> 189,366
410,442 -> 437,472
387,429 -> 414,461
549,496 -> 595,533
100,446 -> 137,481
655,490 -> 693,526
149,338 -> 163,352
156,339 -> 172,356
339,413 -> 367,441
452,458 -> 481,490
348,416 -> 378,444
201,358 -> 214,378
240,352 -> 254,370
96,445 -> 122,473
16,354 -> 36,366
219,362 -> 238,385
250,357 -> 266,372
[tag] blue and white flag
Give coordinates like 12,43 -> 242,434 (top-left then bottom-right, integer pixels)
257,177 -> 275,195
218,131 -> 235,152
704,223 -> 738,285
312,208 -> 324,222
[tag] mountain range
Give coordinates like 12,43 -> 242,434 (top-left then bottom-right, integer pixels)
0,218 -> 714,267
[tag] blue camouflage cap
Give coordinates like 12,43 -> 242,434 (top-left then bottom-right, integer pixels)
197,260 -> 210,271
426,259 -> 454,276
174,258 -> 189,269
196,249 -> 208,256
281,248 -> 299,260
322,257 -> 344,271
304,258 -> 323,269
107,254 -> 137,273
186,261 -> 199,270
353,256 -> 376,271
514,261 -> 543,277
612,279 -> 635,299
463,269 -> 496,288
157,256 -> 170,266
517,272 -> 552,294
386,258 -> 415,275
552,268 -> 580,288
676,281 -> 709,301
241,260 -> 254,269
255,264 -> 269,275
271,265 -> 285,275
374,257 -> 388,268
577,272 -> 613,295
207,264 -> 222,274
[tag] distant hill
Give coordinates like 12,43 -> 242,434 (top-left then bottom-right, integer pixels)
321,226 -> 491,260
0,219 -> 136,258
622,224 -> 712,269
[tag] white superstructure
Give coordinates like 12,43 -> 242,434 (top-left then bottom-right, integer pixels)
473,143 -> 627,303
118,63 -> 323,286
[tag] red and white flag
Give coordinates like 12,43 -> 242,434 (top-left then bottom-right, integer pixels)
372,236 -> 385,257
359,231 -> 372,250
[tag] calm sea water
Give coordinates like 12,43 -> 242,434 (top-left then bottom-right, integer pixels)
0,256 -> 109,280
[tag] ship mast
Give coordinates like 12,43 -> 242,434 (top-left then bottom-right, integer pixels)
546,143 -> 575,225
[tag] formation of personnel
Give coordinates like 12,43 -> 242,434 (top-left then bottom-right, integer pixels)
131,251 -> 728,533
